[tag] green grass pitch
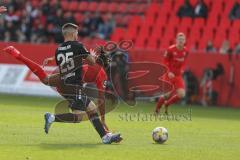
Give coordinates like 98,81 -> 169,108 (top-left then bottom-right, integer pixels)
0,94 -> 240,160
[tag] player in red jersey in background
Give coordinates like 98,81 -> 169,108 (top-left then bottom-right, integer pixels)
155,32 -> 188,114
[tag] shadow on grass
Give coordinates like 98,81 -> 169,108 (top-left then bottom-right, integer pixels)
26,142 -> 121,150
29,143 -> 101,150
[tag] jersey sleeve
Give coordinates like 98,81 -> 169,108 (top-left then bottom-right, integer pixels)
163,48 -> 172,66
76,43 -> 90,59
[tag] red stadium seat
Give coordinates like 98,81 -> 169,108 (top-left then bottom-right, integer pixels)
111,28 -> 126,42
180,18 -> 193,27
163,27 -> 175,40
193,18 -> 205,29
78,1 -> 89,12
68,1 -> 79,12
61,1 -> 69,11
206,16 -> 218,30
173,0 -> 184,13
156,14 -> 168,26
121,15 -> 132,26
74,13 -> 83,24
168,15 -> 180,28
144,15 -> 155,27
50,0 -> 57,6
98,2 -> 108,13
146,36 -> 159,50
88,2 -> 98,12
139,25 -> 151,37
128,16 -> 142,29
138,4 -> 148,14
189,0 -> 198,6
128,3 -> 139,14
145,3 -> 160,18
214,31 -> 227,48
117,3 -> 127,13
229,28 -> 239,47
161,1 -> 173,15
160,39 -> 171,49
232,20 -> 240,30
151,26 -> 163,38
108,2 -> 118,13
135,36 -> 147,49
202,28 -> 214,41
219,17 -> 231,31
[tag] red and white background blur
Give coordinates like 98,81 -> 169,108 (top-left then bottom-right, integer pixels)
0,42 -> 240,107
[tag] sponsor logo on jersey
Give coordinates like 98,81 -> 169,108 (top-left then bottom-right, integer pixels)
174,57 -> 185,62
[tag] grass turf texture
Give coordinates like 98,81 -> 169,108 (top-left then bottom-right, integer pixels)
0,94 -> 240,160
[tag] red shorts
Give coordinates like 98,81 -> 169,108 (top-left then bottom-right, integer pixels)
163,74 -> 185,91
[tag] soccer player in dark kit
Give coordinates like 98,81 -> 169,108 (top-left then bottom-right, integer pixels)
3,23 -> 122,144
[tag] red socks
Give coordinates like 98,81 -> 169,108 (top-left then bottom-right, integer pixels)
156,96 -> 165,111
164,95 -> 181,107
18,55 -> 47,81
3,46 -> 47,81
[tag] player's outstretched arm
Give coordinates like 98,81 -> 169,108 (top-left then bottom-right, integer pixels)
0,6 -> 7,14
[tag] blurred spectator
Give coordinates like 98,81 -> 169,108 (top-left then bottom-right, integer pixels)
16,29 -> 26,42
90,12 -> 104,34
205,40 -> 217,53
0,18 -> 5,40
234,43 -> 240,54
5,6 -> 19,22
194,0 -> 208,18
177,0 -> 194,18
229,1 -> 240,20
51,9 -> 64,26
79,12 -> 92,37
41,0 -> 50,16
63,12 -> 76,24
219,40 -> 232,54
6,21 -> 17,41
97,14 -> 116,39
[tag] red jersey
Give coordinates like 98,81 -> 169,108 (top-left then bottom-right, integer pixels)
82,64 -> 107,91
163,45 -> 188,76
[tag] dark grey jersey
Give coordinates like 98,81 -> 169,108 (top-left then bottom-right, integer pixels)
55,41 -> 89,85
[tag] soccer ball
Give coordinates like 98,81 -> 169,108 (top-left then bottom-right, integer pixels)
152,127 -> 168,144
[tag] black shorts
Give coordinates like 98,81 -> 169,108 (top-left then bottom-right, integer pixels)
58,79 -> 91,111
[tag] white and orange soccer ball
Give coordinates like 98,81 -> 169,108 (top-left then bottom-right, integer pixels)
152,127 -> 168,144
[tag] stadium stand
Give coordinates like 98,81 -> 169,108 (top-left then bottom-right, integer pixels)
0,0 -> 240,53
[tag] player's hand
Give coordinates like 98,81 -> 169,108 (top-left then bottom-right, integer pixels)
0,6 -> 7,14
94,45 -> 104,54
43,57 -> 54,68
90,49 -> 97,59
168,72 -> 175,79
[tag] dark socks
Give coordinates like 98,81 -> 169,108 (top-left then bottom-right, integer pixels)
88,112 -> 106,138
55,113 -> 82,123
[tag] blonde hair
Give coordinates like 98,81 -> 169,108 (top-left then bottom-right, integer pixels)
177,32 -> 186,38
62,23 -> 78,36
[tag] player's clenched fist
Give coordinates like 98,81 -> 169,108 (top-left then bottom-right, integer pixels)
0,6 -> 7,14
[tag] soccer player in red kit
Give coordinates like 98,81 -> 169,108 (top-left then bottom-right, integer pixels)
155,33 -> 188,114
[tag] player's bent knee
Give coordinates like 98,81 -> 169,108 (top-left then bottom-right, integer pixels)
86,101 -> 98,114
